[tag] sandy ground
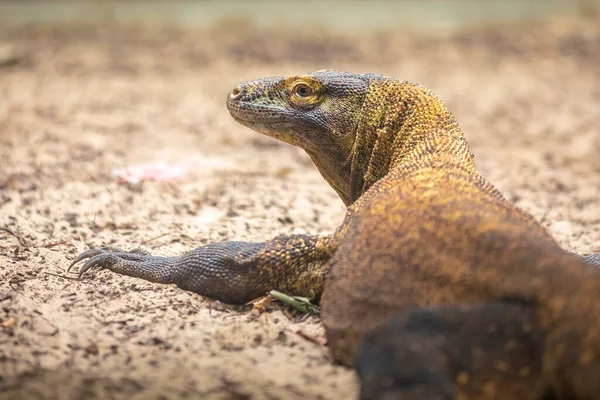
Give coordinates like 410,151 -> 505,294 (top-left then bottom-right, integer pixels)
1,19 -> 600,400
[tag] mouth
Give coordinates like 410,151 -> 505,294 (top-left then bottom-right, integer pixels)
232,118 -> 295,131
228,114 -> 282,128
228,114 -> 256,124
226,98 -> 283,122
231,115 -> 316,133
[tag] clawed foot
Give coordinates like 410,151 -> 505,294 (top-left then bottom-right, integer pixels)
68,246 -> 151,278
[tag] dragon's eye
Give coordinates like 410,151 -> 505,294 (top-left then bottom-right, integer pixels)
293,83 -> 312,98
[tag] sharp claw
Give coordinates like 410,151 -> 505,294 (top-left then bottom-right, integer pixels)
77,253 -> 114,278
68,248 -> 103,272
68,246 -> 128,273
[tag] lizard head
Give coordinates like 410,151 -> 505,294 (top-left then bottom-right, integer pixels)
227,69 -> 378,203
226,69 -> 370,153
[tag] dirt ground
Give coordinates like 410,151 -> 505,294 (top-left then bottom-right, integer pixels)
1,18 -> 600,400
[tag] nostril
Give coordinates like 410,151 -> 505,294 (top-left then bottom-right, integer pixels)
230,86 -> 243,99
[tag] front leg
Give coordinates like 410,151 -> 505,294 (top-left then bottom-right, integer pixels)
70,234 -> 332,304
582,252 -> 600,268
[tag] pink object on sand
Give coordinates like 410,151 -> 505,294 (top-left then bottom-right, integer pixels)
112,159 -> 199,184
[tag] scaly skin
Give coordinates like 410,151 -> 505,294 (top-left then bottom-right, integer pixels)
71,70 -> 600,399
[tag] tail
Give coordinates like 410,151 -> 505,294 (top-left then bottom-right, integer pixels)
353,302 -> 545,400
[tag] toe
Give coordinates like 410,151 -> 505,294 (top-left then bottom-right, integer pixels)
68,246 -> 128,272
77,253 -> 117,278
128,248 -> 151,255
68,248 -> 104,271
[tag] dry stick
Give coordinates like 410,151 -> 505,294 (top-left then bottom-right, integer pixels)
65,213 -> 99,274
40,240 -> 68,249
80,213 -> 98,247
294,329 -> 327,346
45,271 -> 81,281
141,232 -> 171,246
0,227 -> 27,247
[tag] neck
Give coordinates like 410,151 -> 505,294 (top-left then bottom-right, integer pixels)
304,80 -> 480,207
345,80 -> 477,203
306,146 -> 353,205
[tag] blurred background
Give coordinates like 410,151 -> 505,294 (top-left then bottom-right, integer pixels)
1,1 -> 599,400
1,0 -> 599,29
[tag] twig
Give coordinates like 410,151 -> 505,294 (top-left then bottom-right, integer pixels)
141,232 -> 170,246
269,290 -> 320,315
40,240 -> 68,249
44,271 -> 80,281
79,213 -> 98,246
294,329 -> 327,346
0,227 -> 27,247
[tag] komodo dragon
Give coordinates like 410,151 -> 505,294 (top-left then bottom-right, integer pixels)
70,70 -> 600,399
